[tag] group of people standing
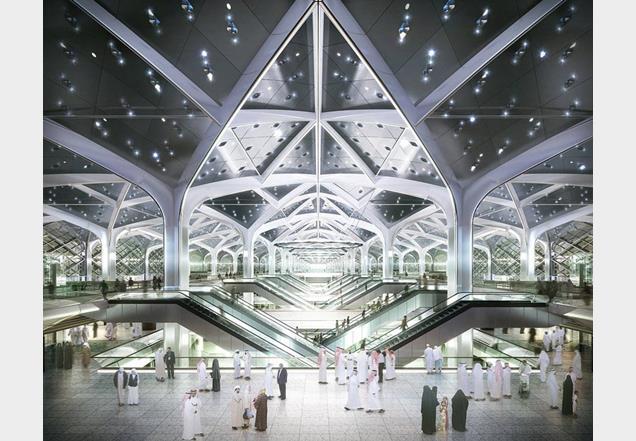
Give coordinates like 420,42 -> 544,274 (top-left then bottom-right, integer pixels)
423,344 -> 444,373
112,367 -> 140,406
421,386 -> 469,434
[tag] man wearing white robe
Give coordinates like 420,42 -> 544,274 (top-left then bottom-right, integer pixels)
105,322 -> 114,340
132,323 -> 142,339
197,359 -> 208,391
233,351 -> 242,379
572,350 -> 583,379
486,364 -> 494,397
502,362 -> 512,398
243,351 -> 252,380
552,345 -> 563,366
547,370 -> 559,409
457,362 -> 469,395
539,349 -> 550,382
345,370 -> 363,410
558,326 -> 566,346
365,370 -> 384,413
491,360 -> 503,400
472,363 -> 485,401
155,348 -> 166,381
318,348 -> 328,384
182,389 -> 203,440
357,350 -> 368,383
519,361 -> 532,395
345,352 -> 354,380
81,325 -> 89,344
423,344 -> 434,374
336,349 -> 346,385
113,367 -> 128,406
543,331 -> 551,352
127,368 -> 140,405
551,329 -> 558,351
384,349 -> 396,380
432,345 -> 443,373
264,363 -> 275,398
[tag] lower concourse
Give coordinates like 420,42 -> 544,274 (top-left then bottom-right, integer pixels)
42,0 -> 593,440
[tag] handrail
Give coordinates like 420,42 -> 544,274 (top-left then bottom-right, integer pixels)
91,329 -> 164,357
322,278 -> 384,307
225,278 -> 315,310
472,329 -> 538,368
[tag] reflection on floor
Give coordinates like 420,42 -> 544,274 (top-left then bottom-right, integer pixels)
44,364 -> 592,440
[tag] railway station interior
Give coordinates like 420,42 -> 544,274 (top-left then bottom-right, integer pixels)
6,0 -> 628,439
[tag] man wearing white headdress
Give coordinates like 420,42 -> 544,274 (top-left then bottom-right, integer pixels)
231,385 -> 246,430
519,361 -> 532,396
547,370 -> 559,409
502,362 -> 512,398
155,348 -> 166,382
384,349 -> 396,380
233,350 -> 242,379
105,322 -> 114,340
365,370 -> 384,413
243,350 -> 252,380
542,331 -> 551,352
345,369 -> 363,410
132,322 -> 142,339
572,349 -> 583,379
552,344 -> 563,365
182,389 -> 203,440
197,358 -> 209,391
539,349 -> 550,382
345,351 -> 354,380
357,350 -> 368,383
81,325 -> 89,344
318,348 -> 328,384
486,363 -> 494,397
335,348 -> 346,385
264,363 -> 275,398
551,329 -> 558,352
557,326 -> 565,346
472,362 -> 485,401
457,362 -> 469,395
113,367 -> 128,406
424,344 -> 434,374
127,368 -> 140,405
490,360 -> 503,400
432,345 -> 443,374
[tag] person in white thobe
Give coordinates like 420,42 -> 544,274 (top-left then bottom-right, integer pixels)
230,385 -> 246,429
551,330 -> 558,351
318,348 -> 328,384
81,325 -> 89,344
345,352 -> 354,379
502,363 -> 512,398
519,361 -> 532,394
182,390 -> 203,440
357,350 -> 368,383
233,351 -> 242,379
345,370 -> 362,410
132,323 -> 142,338
114,367 -> 127,406
155,348 -> 166,381
105,322 -> 114,340
243,351 -> 252,379
424,344 -> 434,374
384,349 -> 396,380
472,363 -> 485,400
197,359 -> 208,391
432,345 -> 443,373
543,331 -> 551,351
491,360 -> 503,400
127,368 -> 140,405
264,363 -> 275,397
365,370 -> 384,412
558,327 -> 566,346
336,349 -> 346,385
547,370 -> 559,409
486,364 -> 494,397
457,362 -> 469,395
572,350 -> 583,379
539,350 -> 550,382
552,345 -> 563,365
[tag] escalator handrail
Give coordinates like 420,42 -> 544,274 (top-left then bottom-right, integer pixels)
357,291 -> 547,351
323,279 -> 386,307
472,329 -> 539,367
91,329 -> 164,357
229,278 -> 315,309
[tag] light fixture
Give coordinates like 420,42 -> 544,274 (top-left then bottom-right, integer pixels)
473,69 -> 489,94
442,0 -> 456,20
65,12 -> 80,32
146,69 -> 162,93
511,40 -> 529,65
563,74 -> 576,90
422,49 -> 436,82
539,49 -> 547,59
398,2 -> 411,43
556,6 -> 574,32
560,42 -> 577,63
180,0 -> 195,21
474,8 -> 489,35
59,42 -> 78,64
107,41 -> 125,65
147,8 -> 161,32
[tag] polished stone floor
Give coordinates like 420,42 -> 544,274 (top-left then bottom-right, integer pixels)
44,358 -> 592,441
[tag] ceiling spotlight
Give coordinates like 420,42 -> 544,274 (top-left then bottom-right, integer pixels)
91,52 -> 97,58
422,49 -> 436,82
398,21 -> 410,43
59,42 -> 78,64
64,12 -> 80,32
473,69 -> 489,94
180,0 -> 195,21
60,74 -> 75,93
107,41 -> 125,65
442,0 -> 456,20
560,41 -> 577,63
578,164 -> 586,171
146,8 -> 161,31
511,40 -> 529,65
226,12 -> 239,35
470,163 -> 477,172
556,8 -> 574,32
203,63 -> 214,82
146,69 -> 162,93
563,74 -> 576,91
539,49 -> 547,59
474,8 -> 489,34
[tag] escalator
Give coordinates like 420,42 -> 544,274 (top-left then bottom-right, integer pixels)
222,278 -> 315,310
259,275 -> 309,296
92,329 -> 164,369
107,292 -> 319,366
280,274 -> 313,292
339,292 -> 551,353
472,329 -> 539,368
321,279 -> 412,310
322,275 -> 366,296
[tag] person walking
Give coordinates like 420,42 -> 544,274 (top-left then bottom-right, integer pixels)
164,347 -> 176,379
